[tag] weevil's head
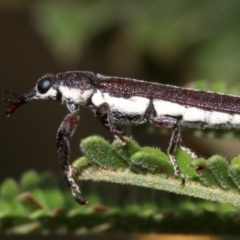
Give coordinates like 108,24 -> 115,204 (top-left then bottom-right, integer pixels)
5,71 -> 96,116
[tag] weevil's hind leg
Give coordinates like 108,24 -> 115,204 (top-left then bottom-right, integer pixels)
146,102 -> 185,183
167,122 -> 185,183
152,118 -> 197,178
94,102 -> 127,143
149,117 -> 184,178
56,110 -> 87,205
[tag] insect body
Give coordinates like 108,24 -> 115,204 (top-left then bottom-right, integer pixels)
2,71 -> 240,204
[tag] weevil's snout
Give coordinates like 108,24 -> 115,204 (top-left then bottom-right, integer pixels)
6,89 -> 36,116
5,73 -> 59,116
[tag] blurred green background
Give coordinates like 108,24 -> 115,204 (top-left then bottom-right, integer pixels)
1,0 -> 240,188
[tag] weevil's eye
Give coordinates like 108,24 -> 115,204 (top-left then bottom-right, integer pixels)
37,78 -> 52,94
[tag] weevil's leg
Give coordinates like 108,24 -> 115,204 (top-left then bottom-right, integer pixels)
149,117 -> 183,177
94,102 -> 127,143
146,101 -> 184,181
56,110 -> 87,205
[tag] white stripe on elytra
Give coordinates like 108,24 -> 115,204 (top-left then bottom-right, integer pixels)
153,100 -> 185,117
91,90 -> 150,116
91,91 -> 240,128
153,99 -> 240,128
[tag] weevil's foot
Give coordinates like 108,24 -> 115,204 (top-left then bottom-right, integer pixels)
73,194 -> 88,205
174,169 -> 186,186
66,166 -> 87,205
181,174 -> 186,186
69,178 -> 88,205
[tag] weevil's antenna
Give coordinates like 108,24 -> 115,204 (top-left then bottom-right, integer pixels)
0,87 -> 19,97
0,98 -> 13,102
0,87 -> 19,103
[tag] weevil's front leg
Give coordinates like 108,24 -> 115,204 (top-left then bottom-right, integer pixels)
56,110 -> 87,205
94,102 -> 127,143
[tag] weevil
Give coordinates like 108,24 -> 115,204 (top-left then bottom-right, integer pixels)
2,71 -> 240,204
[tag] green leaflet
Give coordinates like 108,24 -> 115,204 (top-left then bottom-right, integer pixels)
206,155 -> 237,190
130,147 -> 174,176
190,158 -> 219,187
2,136 -> 240,234
112,137 -> 141,163
75,135 -> 240,207
80,136 -> 127,170
228,156 -> 240,189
